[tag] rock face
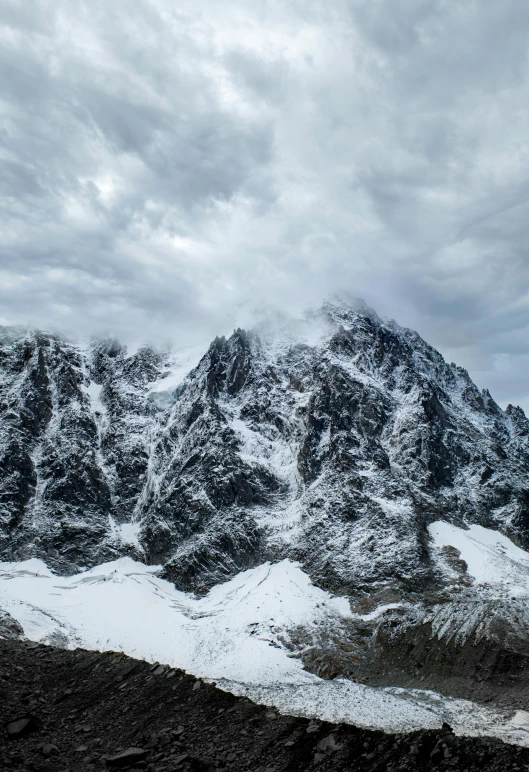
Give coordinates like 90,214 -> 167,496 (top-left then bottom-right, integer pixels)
1,298 -> 529,598
0,330 -> 163,573
0,610 -> 24,640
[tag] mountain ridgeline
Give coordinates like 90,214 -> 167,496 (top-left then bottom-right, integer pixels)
1,300 -> 528,599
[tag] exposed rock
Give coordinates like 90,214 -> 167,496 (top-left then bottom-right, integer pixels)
40,742 -> 59,756
0,610 -> 24,640
7,636 -> 526,772
104,747 -> 148,768
5,714 -> 39,738
316,734 -> 341,754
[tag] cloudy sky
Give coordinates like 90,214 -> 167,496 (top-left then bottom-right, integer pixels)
2,1 -> 529,408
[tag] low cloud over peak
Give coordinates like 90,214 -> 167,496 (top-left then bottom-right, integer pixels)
2,1 -> 529,409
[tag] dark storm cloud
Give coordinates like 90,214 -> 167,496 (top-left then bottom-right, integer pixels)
2,0 -> 529,408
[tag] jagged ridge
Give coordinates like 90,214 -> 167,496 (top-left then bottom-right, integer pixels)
1,299 -> 529,599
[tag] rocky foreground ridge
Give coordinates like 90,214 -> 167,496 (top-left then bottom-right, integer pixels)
2,635 -> 528,772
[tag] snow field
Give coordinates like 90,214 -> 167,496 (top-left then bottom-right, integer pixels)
1,552 -> 529,745
429,521 -> 529,593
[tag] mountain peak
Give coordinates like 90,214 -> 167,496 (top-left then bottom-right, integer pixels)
322,293 -> 380,321
1,305 -> 528,593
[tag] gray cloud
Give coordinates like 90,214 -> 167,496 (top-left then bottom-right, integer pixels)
2,0 -> 529,408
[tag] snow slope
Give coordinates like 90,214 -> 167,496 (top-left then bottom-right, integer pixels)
429,521 -> 529,593
1,556 -> 529,746
0,558 -> 347,685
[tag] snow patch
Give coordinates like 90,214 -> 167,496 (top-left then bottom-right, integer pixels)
429,521 -> 529,593
84,380 -> 105,415
149,345 -> 205,395
108,517 -> 143,550
512,711 -> 529,729
354,602 -> 405,622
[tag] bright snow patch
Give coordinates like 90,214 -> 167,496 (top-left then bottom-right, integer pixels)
83,380 -> 105,414
0,557 -> 528,744
512,711 -> 529,729
150,345 -> 206,395
429,521 -> 529,593
108,517 -> 143,550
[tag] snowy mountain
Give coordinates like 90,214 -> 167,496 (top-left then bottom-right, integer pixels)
2,297 -> 529,719
2,298 -> 528,589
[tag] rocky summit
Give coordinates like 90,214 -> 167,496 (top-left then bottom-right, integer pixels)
2,297 -> 529,726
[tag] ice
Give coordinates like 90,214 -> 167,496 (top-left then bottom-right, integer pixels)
0,559 -> 347,684
0,558 -> 54,578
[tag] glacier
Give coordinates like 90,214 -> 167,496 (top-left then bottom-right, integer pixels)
2,528 -> 529,745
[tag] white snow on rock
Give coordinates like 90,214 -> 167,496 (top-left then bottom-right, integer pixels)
429,521 -> 529,593
149,345 -> 206,395
1,556 -> 529,745
108,517 -> 143,550
83,380 -> 105,415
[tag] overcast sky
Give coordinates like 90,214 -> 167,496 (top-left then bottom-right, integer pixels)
2,1 -> 529,409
